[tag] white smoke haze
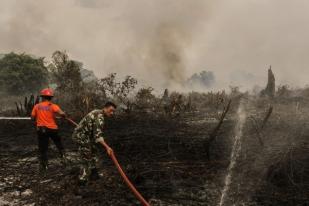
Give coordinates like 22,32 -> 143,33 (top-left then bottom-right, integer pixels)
1,0 -> 309,91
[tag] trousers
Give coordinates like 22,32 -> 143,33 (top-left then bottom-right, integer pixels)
37,127 -> 64,166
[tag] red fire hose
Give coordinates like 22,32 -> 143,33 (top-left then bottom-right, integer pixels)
66,117 -> 150,206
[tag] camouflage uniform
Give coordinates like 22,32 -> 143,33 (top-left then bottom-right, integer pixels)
72,110 -> 105,182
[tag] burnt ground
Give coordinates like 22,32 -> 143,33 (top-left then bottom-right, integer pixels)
0,102 -> 309,206
0,113 -> 234,206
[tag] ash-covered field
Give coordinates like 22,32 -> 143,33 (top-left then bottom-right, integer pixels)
0,97 -> 308,206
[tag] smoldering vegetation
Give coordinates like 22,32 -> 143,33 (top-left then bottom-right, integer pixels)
0,51 -> 308,206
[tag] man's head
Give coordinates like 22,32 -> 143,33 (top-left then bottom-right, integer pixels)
40,88 -> 54,101
103,101 -> 117,117
41,96 -> 53,101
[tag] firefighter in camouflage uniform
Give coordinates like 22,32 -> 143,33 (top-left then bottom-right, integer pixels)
72,102 -> 116,184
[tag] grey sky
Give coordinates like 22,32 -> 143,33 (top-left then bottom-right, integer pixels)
1,0 -> 309,91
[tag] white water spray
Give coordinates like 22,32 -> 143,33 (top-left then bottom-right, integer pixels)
219,102 -> 246,206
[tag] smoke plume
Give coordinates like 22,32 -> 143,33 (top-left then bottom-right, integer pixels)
1,0 -> 309,90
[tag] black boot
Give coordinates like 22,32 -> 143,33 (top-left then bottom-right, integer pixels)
89,168 -> 100,181
39,160 -> 48,176
75,177 -> 88,196
78,167 -> 89,186
60,152 -> 69,166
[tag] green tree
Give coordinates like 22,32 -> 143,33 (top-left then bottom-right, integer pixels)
48,51 -> 87,112
98,73 -> 137,100
97,73 -> 137,113
48,50 -> 83,94
0,52 -> 48,95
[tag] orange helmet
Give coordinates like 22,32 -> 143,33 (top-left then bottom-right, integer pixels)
40,88 -> 54,97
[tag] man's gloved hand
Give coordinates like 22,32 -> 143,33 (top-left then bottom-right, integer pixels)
96,137 -> 113,156
95,137 -> 104,143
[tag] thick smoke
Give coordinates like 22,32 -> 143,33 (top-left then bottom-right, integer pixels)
1,0 -> 309,90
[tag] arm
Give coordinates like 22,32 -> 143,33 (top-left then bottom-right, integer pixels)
92,113 -> 112,154
31,105 -> 37,121
93,113 -> 105,143
52,104 -> 66,118
57,108 -> 66,118
99,140 -> 113,156
30,105 -> 38,127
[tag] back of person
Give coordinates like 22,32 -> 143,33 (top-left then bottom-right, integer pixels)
32,101 -> 60,129
31,88 -> 67,175
74,109 -> 104,135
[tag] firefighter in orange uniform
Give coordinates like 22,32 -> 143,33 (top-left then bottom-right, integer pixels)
31,88 -> 67,174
